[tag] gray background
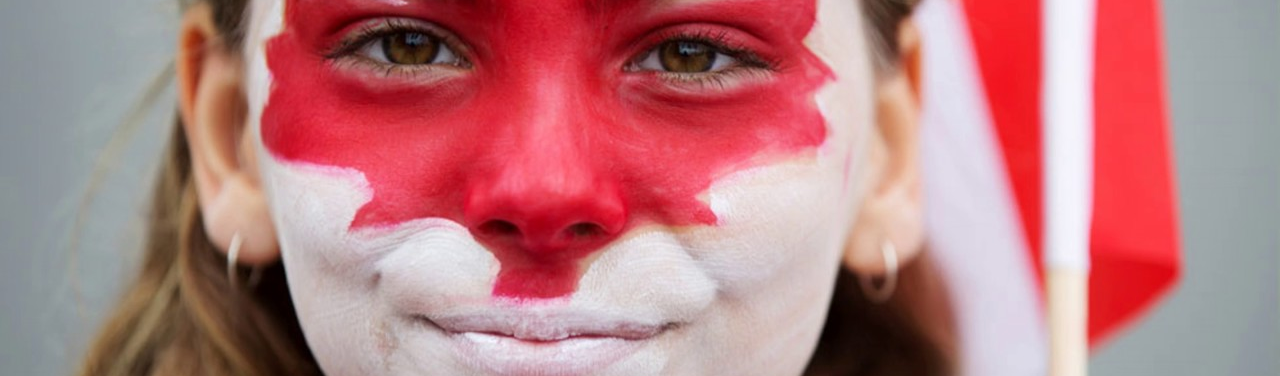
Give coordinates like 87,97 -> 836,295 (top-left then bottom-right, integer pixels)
1,0 -> 1276,375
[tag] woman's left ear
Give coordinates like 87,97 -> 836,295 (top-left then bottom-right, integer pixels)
844,19 -> 924,276
177,3 -> 279,266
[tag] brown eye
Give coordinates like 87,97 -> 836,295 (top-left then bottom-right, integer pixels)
382,32 -> 441,65
659,41 -> 718,73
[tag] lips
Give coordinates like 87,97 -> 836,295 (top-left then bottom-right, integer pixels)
424,311 -> 671,341
412,309 -> 674,376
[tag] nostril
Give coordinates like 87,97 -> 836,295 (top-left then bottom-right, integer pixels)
478,220 -> 521,238
565,222 -> 606,239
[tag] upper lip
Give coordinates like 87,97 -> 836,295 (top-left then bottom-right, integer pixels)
418,309 -> 674,342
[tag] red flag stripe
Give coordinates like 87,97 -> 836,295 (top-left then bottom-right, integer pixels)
1088,0 -> 1182,345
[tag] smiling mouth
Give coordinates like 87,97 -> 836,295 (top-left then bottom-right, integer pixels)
409,310 -> 678,375
414,312 -> 678,342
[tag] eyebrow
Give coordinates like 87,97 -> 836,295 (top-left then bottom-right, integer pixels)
372,0 -> 694,9
366,0 -> 476,5
342,0 -> 746,19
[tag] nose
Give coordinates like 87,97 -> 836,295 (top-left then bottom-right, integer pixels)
463,161 -> 628,263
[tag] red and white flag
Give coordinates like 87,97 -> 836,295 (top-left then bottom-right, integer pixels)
917,0 -> 1182,374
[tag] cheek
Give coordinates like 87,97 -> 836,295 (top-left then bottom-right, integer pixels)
259,158 -> 499,307
684,158 -> 855,295
680,0 -> 874,294
246,3 -> 500,354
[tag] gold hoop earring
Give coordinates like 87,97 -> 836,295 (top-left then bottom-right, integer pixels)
859,240 -> 899,304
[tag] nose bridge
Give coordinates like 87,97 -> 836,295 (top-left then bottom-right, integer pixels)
521,72 -> 586,162
507,71 -> 600,213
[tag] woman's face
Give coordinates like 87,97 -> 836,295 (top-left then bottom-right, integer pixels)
243,0 -> 876,375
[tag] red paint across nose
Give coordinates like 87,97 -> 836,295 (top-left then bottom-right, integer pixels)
464,140 -> 628,298
261,0 -> 835,301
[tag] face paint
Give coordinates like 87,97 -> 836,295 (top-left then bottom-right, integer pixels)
251,0 -> 878,374
261,0 -> 834,299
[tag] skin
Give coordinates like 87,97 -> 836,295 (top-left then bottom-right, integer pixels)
176,0 -> 924,375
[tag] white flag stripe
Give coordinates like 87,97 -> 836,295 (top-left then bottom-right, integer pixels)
1043,1 -> 1096,373
1043,0 -> 1097,271
918,1 -> 1047,375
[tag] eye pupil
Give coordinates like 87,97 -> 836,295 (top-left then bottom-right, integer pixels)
383,32 -> 440,65
660,41 -> 717,73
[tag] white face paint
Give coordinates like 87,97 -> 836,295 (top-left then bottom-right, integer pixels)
244,0 -> 877,375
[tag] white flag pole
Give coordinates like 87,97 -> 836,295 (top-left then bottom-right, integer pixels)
1044,0 -> 1097,375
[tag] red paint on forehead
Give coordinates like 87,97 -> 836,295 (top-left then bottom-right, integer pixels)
262,0 -> 833,299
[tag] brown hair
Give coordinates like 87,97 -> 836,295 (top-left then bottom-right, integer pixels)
78,1 -> 949,375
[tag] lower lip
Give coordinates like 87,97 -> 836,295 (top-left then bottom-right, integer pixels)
448,331 -> 646,376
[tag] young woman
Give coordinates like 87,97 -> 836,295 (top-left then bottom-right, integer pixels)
80,0 -> 955,375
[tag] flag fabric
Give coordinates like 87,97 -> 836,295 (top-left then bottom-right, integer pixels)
916,0 -> 1182,374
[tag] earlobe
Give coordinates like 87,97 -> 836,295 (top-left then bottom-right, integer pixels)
843,18 -> 925,277
178,4 -> 280,266
203,174 -> 279,265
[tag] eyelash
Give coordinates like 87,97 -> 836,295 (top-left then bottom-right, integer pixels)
325,19 -> 470,75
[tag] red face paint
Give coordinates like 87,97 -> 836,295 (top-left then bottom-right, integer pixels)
262,0 -> 833,299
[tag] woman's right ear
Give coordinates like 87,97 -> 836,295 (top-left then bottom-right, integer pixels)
177,4 -> 280,266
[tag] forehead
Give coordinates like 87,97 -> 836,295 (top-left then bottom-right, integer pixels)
244,0 -> 866,36
272,0 -> 827,34
279,0 -> 802,10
